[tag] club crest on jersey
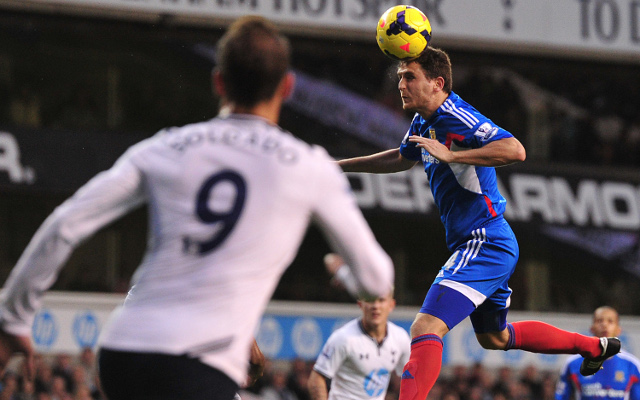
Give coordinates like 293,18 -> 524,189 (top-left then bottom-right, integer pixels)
615,370 -> 625,382
429,129 -> 436,139
474,122 -> 498,141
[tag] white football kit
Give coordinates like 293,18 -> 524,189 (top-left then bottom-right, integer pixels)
0,113 -> 394,385
313,319 -> 411,400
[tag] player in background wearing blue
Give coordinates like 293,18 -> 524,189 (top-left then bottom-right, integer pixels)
556,306 -> 640,400
337,47 -> 621,400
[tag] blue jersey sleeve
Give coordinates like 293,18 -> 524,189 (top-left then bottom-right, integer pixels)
399,115 -> 422,161
468,121 -> 513,148
631,381 -> 640,400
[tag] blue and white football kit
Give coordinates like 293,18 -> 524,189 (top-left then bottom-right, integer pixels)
556,351 -> 640,400
399,92 -> 518,332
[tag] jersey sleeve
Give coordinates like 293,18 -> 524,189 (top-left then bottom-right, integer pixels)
313,331 -> 348,379
554,359 -> 574,400
0,146 -> 146,336
468,120 -> 513,149
310,147 -> 394,299
398,115 -> 422,161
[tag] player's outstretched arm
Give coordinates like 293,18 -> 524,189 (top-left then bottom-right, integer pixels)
338,148 -> 417,173
311,149 -> 394,300
308,370 -> 330,400
408,136 -> 526,166
0,150 -> 145,376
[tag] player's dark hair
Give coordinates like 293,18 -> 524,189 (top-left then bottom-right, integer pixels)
401,47 -> 453,93
216,16 -> 291,107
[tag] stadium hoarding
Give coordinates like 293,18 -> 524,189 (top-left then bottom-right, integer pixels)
28,291 -> 640,371
4,0 -> 640,62
3,126 -> 640,232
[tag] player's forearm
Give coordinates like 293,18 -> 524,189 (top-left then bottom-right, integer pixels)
450,137 -> 526,166
308,372 -> 329,400
338,149 -> 415,173
0,213 -> 75,335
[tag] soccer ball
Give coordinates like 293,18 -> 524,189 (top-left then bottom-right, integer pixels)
376,5 -> 432,60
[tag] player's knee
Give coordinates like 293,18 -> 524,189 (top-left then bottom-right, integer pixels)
476,332 -> 509,350
410,314 -> 448,339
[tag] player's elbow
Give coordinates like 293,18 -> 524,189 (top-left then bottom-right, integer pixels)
510,138 -> 526,163
514,143 -> 526,162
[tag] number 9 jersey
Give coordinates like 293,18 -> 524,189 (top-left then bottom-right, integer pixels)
0,113 -> 394,385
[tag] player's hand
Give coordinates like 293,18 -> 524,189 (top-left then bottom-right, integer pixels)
408,136 -> 454,163
323,253 -> 344,276
0,329 -> 34,380
246,339 -> 265,387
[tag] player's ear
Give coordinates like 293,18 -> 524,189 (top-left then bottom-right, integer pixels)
280,72 -> 296,101
614,325 -> 622,337
435,76 -> 445,91
213,69 -> 226,98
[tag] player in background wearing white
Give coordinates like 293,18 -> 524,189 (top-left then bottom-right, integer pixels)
556,306 -> 640,400
0,16 -> 394,400
308,254 -> 411,400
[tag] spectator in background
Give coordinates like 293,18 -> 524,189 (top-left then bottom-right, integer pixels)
556,306 -> 640,400
287,359 -> 311,400
261,369 -> 298,400
51,354 -> 73,394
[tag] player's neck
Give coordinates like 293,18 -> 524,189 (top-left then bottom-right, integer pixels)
225,97 -> 282,125
362,319 -> 387,343
417,91 -> 448,120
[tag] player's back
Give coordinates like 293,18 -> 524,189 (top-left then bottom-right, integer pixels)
99,114 -> 348,383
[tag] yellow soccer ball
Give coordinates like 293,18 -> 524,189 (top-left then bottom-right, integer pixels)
376,5 -> 432,60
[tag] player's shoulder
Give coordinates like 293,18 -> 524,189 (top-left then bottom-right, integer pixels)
386,322 -> 411,348
325,319 -> 361,346
437,93 -> 487,129
617,350 -> 640,369
387,321 -> 410,336
559,354 -> 583,372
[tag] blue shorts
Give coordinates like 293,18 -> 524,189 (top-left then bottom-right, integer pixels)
420,218 -> 519,332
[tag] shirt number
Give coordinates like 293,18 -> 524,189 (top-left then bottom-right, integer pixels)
183,170 -> 247,255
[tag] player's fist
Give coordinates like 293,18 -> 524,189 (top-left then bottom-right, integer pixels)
323,253 -> 344,276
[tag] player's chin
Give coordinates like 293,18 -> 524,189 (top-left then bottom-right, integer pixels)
402,102 -> 416,113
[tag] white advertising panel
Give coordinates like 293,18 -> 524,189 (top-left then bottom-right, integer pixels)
11,0 -> 640,60
34,292 -> 640,372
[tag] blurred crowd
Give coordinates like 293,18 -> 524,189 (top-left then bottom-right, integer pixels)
0,350 -> 561,400
0,349 -> 100,400
241,358 -> 558,400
